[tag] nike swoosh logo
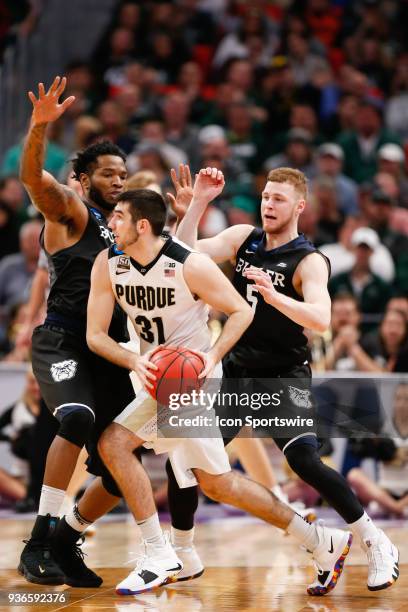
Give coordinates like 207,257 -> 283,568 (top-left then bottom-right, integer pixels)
39,566 -> 45,574
318,570 -> 330,585
166,563 -> 182,572
245,250 -> 255,254
116,270 -> 129,275
328,537 -> 334,554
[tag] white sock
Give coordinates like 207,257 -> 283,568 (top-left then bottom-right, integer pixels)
171,526 -> 194,548
38,485 -> 65,517
137,513 -> 166,547
348,511 -> 379,544
287,513 -> 319,551
59,495 -> 74,518
66,504 -> 93,533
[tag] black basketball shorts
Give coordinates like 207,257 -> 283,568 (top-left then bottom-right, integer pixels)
32,324 -> 135,479
218,354 -> 318,454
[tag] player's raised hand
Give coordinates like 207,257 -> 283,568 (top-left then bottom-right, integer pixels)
244,266 -> 277,305
167,163 -> 194,220
193,167 -> 225,204
28,76 -> 75,126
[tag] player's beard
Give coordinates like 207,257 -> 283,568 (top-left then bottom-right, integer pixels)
120,228 -> 140,250
88,184 -> 116,212
263,215 -> 293,236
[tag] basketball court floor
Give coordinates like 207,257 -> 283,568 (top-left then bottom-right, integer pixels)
0,506 -> 406,612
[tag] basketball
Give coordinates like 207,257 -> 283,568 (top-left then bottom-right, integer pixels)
147,346 -> 205,404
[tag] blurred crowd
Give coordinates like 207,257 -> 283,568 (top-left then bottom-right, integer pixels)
0,0 -> 408,374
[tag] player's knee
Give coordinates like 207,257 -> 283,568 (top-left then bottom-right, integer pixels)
101,473 -> 122,498
194,470 -> 226,502
285,444 -> 319,479
98,424 -> 129,463
58,407 -> 94,448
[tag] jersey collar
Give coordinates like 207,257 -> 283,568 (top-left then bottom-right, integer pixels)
129,236 -> 171,276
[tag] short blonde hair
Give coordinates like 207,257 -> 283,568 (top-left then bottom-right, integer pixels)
267,167 -> 308,200
126,170 -> 158,190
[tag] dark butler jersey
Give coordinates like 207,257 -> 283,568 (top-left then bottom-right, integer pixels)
42,205 -> 128,342
231,228 -> 330,370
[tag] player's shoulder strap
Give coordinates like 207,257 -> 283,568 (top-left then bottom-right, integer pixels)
236,227 -> 264,256
164,235 -> 194,264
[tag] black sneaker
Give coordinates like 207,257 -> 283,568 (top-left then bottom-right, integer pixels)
18,516 -> 65,585
52,518 -> 102,588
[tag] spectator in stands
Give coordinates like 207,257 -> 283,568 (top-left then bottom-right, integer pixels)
225,102 -> 262,174
359,310 -> 408,373
329,227 -> 392,330
377,144 -> 408,208
197,127 -> 256,225
286,31 -> 328,87
386,295 -> 408,319
0,367 -> 41,505
97,99 -> 136,154
337,99 -> 401,184
161,91 -> 199,166
365,188 -> 408,292
323,92 -> 359,140
264,128 -> 316,179
0,219 -> 41,310
315,143 -> 359,215
320,219 -> 395,283
212,10 -> 277,70
0,199 -> 19,260
1,129 -> 68,179
324,294 -> 362,372
309,176 -> 343,246
347,384 -> 408,516
385,52 -> 408,141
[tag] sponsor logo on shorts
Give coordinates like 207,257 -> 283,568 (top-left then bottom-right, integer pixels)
50,359 -> 78,382
288,386 -> 312,409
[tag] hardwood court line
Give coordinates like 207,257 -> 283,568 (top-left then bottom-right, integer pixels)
51,586 -> 116,612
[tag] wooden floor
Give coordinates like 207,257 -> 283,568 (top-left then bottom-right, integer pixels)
0,513 -> 406,611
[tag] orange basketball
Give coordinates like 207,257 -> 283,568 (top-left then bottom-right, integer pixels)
147,346 -> 205,405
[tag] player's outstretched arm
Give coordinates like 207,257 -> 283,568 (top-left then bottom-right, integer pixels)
184,253 -> 254,376
20,76 -> 84,224
176,167 -> 254,262
244,252 -> 331,332
86,251 -> 158,388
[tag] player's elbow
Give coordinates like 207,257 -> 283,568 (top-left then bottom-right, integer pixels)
241,302 -> 254,329
86,329 -> 101,354
312,311 -> 331,333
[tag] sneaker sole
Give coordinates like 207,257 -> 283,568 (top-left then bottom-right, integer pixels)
175,568 -> 205,582
367,551 -> 399,591
307,532 -> 353,596
18,562 -> 65,586
116,578 -> 167,596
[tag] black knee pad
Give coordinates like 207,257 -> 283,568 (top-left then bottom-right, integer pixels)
101,472 -> 122,498
58,407 -> 95,447
284,443 -> 320,479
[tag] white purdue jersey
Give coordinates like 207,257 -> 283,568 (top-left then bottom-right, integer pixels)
108,236 -> 211,355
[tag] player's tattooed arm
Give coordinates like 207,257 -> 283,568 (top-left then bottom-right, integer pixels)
244,253 -> 331,332
20,76 -> 84,224
184,253 -> 254,377
86,251 -> 158,389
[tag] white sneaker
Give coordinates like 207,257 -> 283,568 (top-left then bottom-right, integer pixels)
116,534 -> 183,595
173,545 -> 204,581
362,529 -> 399,591
307,523 -> 353,596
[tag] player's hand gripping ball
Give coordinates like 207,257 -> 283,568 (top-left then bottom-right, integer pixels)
147,346 -> 205,406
